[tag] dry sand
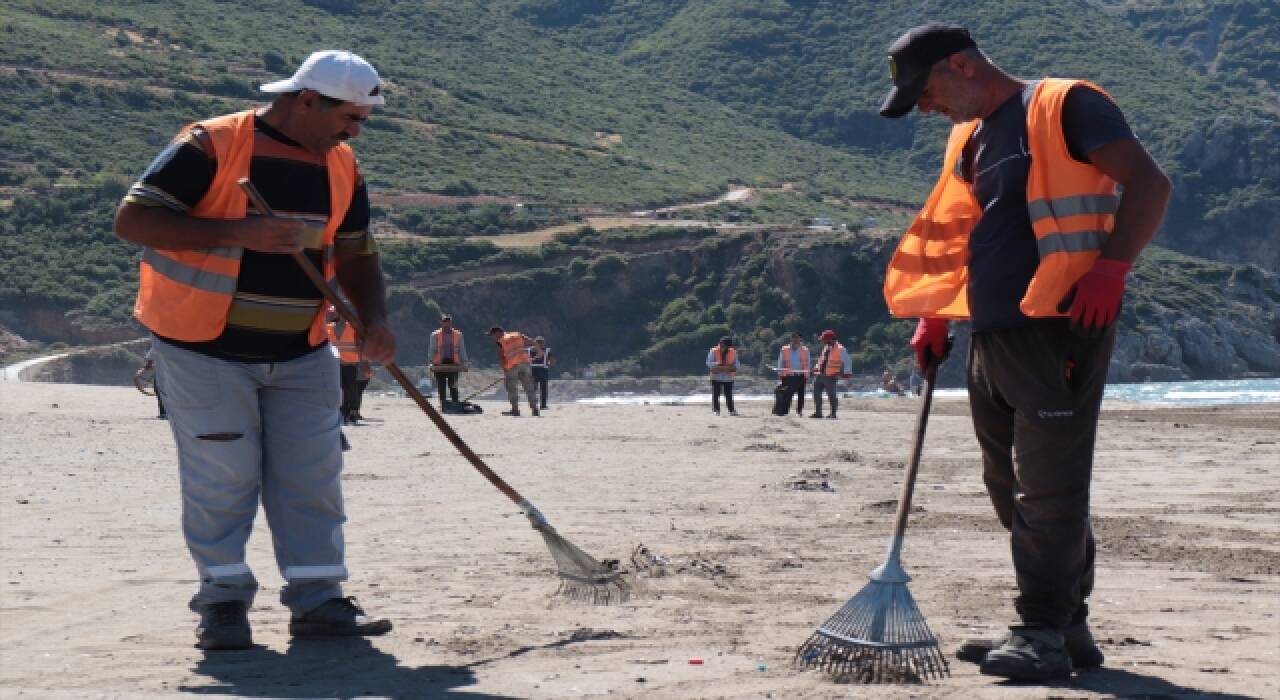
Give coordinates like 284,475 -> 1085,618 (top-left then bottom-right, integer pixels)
1,382 -> 1277,699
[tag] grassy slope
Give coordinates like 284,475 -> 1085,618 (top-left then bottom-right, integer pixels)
501,0 -> 1273,161
0,0 -> 918,206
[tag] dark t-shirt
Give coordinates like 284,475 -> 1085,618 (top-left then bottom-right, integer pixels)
126,116 -> 373,362
961,83 -> 1135,332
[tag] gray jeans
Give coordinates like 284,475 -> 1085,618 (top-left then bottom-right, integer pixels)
503,363 -> 537,409
812,375 -> 839,414
151,338 -> 347,615
968,320 -> 1114,628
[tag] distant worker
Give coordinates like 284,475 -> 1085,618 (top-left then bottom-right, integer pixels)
113,50 -> 396,650
350,358 -> 374,422
488,326 -> 539,416
881,369 -> 903,395
529,336 -> 554,410
327,310 -> 361,424
137,342 -> 167,419
428,313 -> 468,406
810,330 -> 850,419
879,23 -> 1170,681
775,331 -> 810,416
706,336 -> 740,416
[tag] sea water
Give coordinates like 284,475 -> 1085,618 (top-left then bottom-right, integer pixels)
577,378 -> 1280,407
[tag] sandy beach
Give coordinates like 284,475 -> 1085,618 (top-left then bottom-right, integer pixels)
1,381 -> 1277,699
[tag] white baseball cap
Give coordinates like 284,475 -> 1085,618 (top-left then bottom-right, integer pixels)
260,50 -> 385,106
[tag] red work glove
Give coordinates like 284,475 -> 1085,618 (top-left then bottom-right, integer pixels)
1065,258 -> 1131,333
910,318 -> 949,371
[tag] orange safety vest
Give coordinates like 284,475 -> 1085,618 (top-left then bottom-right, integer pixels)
133,109 -> 357,343
711,346 -> 737,375
432,328 -> 463,365
328,320 -> 359,364
779,345 -> 809,376
498,332 -> 530,369
815,342 -> 845,377
883,79 -> 1119,320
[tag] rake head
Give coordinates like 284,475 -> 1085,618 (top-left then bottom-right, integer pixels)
795,578 -> 949,684
538,526 -> 632,604
520,500 -> 631,605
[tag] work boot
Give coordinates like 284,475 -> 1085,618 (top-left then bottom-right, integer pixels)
196,601 -> 252,651
729,410 -> 740,416
809,412 -> 823,418
979,625 -> 1073,681
957,619 -> 1103,667
531,406 -> 541,416
502,408 -> 520,416
827,412 -> 838,419
289,597 -> 392,638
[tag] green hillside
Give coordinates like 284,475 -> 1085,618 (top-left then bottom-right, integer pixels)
500,0 -> 1280,268
0,0 -> 917,205
0,1 -> 1277,380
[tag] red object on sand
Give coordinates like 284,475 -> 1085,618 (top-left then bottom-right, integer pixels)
688,658 -> 704,665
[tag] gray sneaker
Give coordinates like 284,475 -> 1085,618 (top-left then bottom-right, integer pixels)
196,601 -> 252,650
979,625 -> 1073,681
289,597 -> 392,638
957,619 -> 1103,667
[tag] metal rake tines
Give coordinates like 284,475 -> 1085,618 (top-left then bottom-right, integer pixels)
795,581 -> 950,683
538,528 -> 632,605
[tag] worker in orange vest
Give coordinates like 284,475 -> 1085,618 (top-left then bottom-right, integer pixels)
326,307 -> 362,424
878,24 -> 1170,681
487,326 -> 539,416
427,313 -> 469,407
774,331 -> 810,416
113,50 -> 396,650
705,335 -> 740,416
810,330 -> 850,419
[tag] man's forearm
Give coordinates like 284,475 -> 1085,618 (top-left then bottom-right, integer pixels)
1101,172 -> 1172,264
335,252 -> 389,327
114,203 -> 245,250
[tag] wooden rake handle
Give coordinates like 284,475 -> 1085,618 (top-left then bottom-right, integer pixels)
889,360 -> 939,544
236,178 -> 525,506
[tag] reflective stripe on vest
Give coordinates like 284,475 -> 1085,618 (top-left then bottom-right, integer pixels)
816,343 -> 844,377
883,78 -> 1119,320
500,333 -> 530,369
133,109 -> 357,342
432,328 -> 462,365
711,346 -> 736,374
332,322 -> 359,364
780,345 -> 809,376
530,347 -> 550,367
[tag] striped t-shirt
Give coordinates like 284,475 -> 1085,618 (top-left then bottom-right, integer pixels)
126,114 -> 375,362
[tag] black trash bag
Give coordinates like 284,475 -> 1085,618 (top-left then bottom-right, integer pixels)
442,400 -> 484,415
772,383 -> 792,416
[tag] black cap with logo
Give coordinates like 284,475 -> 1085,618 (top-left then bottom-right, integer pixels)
879,23 -> 977,118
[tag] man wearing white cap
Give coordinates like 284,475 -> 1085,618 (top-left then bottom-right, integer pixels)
114,50 -> 396,650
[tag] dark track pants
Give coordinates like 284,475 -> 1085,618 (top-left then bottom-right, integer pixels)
434,370 -> 459,404
711,380 -> 735,413
968,320 -> 1114,628
533,367 -> 549,408
340,363 -> 358,420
